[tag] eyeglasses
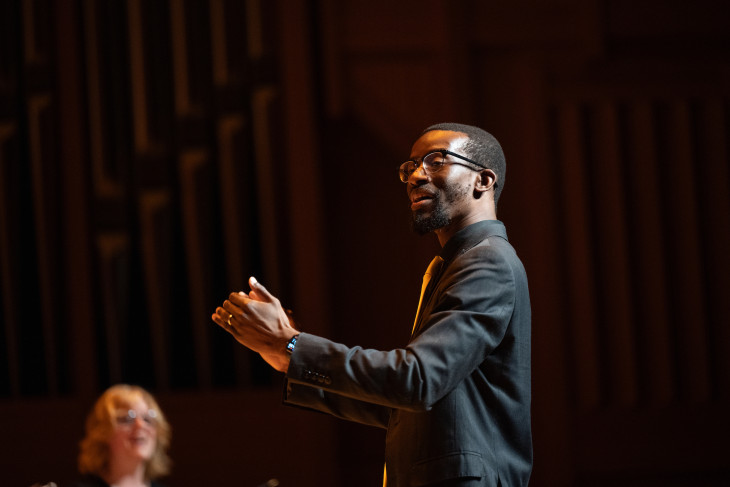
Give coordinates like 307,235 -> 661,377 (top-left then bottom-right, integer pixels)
399,149 -> 485,183
115,409 -> 158,427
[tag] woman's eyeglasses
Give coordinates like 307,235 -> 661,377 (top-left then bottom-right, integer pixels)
115,409 -> 158,427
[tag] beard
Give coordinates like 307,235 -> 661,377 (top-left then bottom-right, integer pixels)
410,182 -> 471,235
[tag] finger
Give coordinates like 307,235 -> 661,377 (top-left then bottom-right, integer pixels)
211,309 -> 232,331
228,292 -> 252,308
213,307 -> 233,325
238,289 -> 259,303
248,276 -> 274,302
218,306 -> 247,336
211,313 -> 226,327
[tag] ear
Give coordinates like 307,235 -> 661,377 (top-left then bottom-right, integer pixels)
474,168 -> 496,195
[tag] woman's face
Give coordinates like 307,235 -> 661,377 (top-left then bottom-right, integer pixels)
108,396 -> 158,464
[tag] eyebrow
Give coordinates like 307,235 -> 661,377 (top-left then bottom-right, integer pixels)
408,148 -> 448,160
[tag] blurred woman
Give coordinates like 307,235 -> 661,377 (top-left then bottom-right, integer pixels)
71,384 -> 171,487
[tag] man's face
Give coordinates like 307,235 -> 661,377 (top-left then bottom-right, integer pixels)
407,131 -> 475,235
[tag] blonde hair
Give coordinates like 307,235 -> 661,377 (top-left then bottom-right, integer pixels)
78,384 -> 172,479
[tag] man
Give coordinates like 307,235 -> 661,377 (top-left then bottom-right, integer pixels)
212,123 -> 532,486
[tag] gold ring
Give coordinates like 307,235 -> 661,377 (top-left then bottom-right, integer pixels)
227,314 -> 233,326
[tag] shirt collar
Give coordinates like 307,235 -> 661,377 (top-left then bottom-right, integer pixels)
438,220 -> 508,263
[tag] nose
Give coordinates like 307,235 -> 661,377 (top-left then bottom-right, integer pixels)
129,417 -> 144,428
132,416 -> 154,429
408,163 -> 429,185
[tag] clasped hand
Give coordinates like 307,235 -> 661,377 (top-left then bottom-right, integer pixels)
211,277 -> 298,373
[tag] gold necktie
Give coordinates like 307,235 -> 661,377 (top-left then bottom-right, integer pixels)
411,255 -> 444,335
383,256 -> 444,487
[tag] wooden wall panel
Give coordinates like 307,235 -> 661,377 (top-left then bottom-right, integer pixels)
169,0 -> 194,118
56,0 -> 97,398
84,0 -> 124,198
28,94 -> 61,395
0,123 -> 20,396
1,0 -> 729,485
138,189 -> 173,389
217,115 -> 248,290
179,150 -> 213,386
209,0 -> 230,87
0,0 -> 292,395
694,100 -> 730,399
126,0 -> 153,154
591,102 -> 639,407
309,0 -> 730,485
551,94 -> 730,483
252,86 -> 284,293
625,102 -> 674,405
96,233 -> 131,385
556,104 -> 602,410
663,101 -> 711,403
275,0 -> 330,334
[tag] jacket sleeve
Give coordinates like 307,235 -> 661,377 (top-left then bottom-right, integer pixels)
284,378 -> 391,429
284,243 -> 517,413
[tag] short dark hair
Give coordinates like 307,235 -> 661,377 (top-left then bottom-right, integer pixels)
422,122 -> 506,204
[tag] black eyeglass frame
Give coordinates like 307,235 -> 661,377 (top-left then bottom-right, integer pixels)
399,149 -> 486,183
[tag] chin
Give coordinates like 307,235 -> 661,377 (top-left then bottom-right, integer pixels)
411,211 -> 449,235
128,443 -> 156,461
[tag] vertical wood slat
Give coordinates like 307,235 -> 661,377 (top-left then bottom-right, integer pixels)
127,0 -> 150,154
84,0 -> 123,198
217,116 -> 247,292
512,63 -> 574,486
245,0 -> 264,60
317,0 -> 345,118
0,2 -> 15,80
139,190 -> 171,390
28,94 -> 58,395
21,0 -> 41,64
431,0 -> 471,121
252,86 -> 282,293
0,123 -> 20,396
169,0 -> 192,117
592,102 -> 638,407
209,0 -> 229,87
3,0 -> 286,397
666,101 -> 711,403
56,0 -> 97,396
217,116 -> 253,384
276,0 -> 332,335
696,99 -> 730,398
558,104 -> 602,410
626,102 -> 674,404
179,150 -> 213,388
97,234 -> 130,384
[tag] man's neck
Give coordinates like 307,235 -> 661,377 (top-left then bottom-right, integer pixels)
435,211 -> 497,247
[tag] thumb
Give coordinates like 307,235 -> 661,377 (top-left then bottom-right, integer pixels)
248,276 -> 273,302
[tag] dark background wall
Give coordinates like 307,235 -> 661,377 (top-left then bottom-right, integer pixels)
1,1 -> 728,486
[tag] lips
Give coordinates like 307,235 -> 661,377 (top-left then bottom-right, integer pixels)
409,191 -> 436,210
129,435 -> 149,446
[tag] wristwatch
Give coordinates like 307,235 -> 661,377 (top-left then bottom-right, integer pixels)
285,334 -> 299,354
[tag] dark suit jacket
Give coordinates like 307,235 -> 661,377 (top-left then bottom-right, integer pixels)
284,220 -> 532,486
